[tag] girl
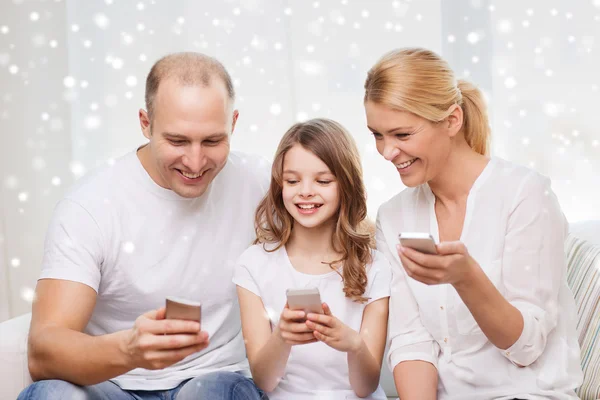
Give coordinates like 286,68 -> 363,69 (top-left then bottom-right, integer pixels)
365,48 -> 582,399
233,118 -> 390,399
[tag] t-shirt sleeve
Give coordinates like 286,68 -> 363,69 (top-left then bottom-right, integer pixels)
232,247 -> 262,297
38,199 -> 105,292
366,251 -> 392,304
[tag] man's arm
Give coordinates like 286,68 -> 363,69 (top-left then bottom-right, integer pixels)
28,279 -> 208,385
28,279 -> 131,384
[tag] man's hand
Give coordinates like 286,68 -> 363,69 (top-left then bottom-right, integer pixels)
121,307 -> 210,370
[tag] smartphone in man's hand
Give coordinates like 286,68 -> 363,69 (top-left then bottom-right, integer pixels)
165,296 -> 202,327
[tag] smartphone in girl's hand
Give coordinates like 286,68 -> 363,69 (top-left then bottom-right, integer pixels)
286,288 -> 323,316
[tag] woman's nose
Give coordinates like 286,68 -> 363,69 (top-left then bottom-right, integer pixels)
383,144 -> 400,161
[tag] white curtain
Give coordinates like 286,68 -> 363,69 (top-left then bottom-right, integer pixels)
1,0 -> 598,322
486,1 -> 600,222
1,0 -> 74,321
0,215 -> 9,322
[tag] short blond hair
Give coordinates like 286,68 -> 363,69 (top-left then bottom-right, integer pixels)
145,52 -> 234,120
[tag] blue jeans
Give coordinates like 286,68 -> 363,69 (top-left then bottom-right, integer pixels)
17,371 -> 268,400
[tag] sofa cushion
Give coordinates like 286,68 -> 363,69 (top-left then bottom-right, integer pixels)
569,220 -> 600,247
566,235 -> 600,400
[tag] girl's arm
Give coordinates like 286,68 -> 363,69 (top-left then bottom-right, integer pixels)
306,298 -> 389,398
236,286 -> 315,392
347,297 -> 389,398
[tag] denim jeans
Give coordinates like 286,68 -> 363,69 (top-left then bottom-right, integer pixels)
17,371 -> 268,400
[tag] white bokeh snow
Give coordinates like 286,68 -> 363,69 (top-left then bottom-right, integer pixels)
0,0 -> 599,322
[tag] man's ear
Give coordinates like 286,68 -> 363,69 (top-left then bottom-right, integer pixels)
230,109 -> 239,136
446,104 -> 463,138
139,109 -> 152,139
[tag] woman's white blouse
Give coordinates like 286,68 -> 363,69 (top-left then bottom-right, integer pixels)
377,158 -> 583,400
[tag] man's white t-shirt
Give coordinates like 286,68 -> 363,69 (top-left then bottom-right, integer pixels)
39,149 -> 270,390
233,243 -> 391,400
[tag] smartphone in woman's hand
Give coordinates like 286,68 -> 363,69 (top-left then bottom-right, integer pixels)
398,232 -> 438,255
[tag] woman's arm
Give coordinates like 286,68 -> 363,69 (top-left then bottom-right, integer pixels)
394,360 -> 438,400
401,242 -> 525,351
399,175 -> 565,366
347,298 -> 389,397
376,213 -> 439,396
452,258 -> 524,350
460,175 -> 567,365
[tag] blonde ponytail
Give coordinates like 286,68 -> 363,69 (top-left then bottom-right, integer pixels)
364,48 -> 491,155
457,79 -> 490,155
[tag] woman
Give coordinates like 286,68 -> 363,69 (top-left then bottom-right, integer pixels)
364,48 -> 582,399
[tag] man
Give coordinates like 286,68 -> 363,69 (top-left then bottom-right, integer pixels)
18,52 -> 270,400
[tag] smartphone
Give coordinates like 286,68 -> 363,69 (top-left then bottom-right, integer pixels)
286,287 -> 323,316
398,232 -> 438,255
165,296 -> 202,325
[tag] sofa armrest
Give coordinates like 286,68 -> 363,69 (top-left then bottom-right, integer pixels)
0,313 -> 33,399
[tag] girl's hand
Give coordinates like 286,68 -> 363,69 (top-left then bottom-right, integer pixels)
397,241 -> 479,287
305,303 -> 362,353
276,303 -> 318,346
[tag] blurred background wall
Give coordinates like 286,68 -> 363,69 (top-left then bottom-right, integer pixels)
1,0 -> 599,320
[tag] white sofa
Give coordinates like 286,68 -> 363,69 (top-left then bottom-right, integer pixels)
1,220 -> 598,400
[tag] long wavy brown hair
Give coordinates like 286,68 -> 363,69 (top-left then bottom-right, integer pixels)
254,118 -> 373,302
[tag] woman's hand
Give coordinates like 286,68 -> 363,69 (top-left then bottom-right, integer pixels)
276,304 -> 318,346
305,303 -> 362,353
397,241 -> 479,287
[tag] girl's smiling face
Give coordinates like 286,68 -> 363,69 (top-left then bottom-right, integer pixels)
281,144 -> 340,229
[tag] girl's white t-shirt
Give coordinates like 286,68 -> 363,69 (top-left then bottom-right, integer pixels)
233,244 -> 391,400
